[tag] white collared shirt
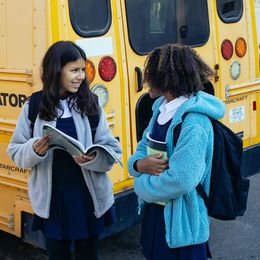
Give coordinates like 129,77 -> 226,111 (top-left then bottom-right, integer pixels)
157,96 -> 189,125
59,99 -> 72,118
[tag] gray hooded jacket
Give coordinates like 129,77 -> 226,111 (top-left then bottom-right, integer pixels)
7,100 -> 122,219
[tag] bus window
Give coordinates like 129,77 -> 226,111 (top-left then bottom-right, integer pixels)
125,0 -> 210,54
68,0 -> 111,37
216,0 -> 243,23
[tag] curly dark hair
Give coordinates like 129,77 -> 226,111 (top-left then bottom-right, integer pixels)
143,44 -> 214,97
38,41 -> 98,121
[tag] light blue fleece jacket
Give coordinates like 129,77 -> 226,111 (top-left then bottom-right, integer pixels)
128,91 -> 225,248
7,99 -> 122,219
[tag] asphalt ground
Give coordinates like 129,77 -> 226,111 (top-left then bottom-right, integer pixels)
0,173 -> 259,260
209,173 -> 260,259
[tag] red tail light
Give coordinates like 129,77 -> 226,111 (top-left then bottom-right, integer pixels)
221,39 -> 233,60
98,56 -> 117,82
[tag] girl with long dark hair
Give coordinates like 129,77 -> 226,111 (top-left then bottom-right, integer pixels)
7,41 -> 122,260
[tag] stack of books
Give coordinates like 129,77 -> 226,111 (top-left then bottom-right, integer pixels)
146,132 -> 168,206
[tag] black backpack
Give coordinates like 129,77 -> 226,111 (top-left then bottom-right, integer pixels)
28,90 -> 99,142
173,113 -> 250,220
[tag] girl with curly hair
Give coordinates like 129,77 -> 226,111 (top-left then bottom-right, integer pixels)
128,44 -> 225,259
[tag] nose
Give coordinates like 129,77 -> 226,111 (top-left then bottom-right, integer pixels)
77,70 -> 85,80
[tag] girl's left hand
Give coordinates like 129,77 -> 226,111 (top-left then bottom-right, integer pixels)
73,153 -> 96,164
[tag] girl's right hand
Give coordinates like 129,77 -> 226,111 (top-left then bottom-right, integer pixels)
136,154 -> 168,176
33,135 -> 50,156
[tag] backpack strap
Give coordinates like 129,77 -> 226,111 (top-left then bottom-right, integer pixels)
173,113 -> 188,147
88,94 -> 100,143
88,113 -> 99,143
28,90 -> 43,136
173,112 -> 210,209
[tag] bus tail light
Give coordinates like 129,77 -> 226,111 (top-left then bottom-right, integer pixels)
98,56 -> 117,82
86,59 -> 95,84
235,37 -> 247,58
221,39 -> 233,60
230,60 -> 241,80
91,84 -> 109,107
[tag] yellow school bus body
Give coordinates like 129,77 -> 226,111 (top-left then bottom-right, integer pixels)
0,0 -> 259,245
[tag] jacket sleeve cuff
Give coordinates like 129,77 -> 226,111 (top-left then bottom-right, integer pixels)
133,160 -> 138,171
128,156 -> 143,177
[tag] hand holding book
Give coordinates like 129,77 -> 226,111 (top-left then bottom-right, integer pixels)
73,153 -> 96,165
146,132 -> 168,160
135,132 -> 168,175
136,154 -> 168,176
33,134 -> 51,156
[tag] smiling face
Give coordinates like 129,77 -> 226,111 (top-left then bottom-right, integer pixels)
60,58 -> 86,96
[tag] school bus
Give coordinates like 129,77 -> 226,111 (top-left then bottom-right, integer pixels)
0,0 -> 259,247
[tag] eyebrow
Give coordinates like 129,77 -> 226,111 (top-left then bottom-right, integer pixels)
70,66 -> 85,69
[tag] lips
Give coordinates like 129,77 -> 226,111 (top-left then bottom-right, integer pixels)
72,82 -> 81,88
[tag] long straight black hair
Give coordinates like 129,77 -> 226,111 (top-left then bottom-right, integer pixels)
38,40 -> 98,121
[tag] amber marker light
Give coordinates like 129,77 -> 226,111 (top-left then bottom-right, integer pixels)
85,59 -> 95,84
221,39 -> 233,60
235,37 -> 247,58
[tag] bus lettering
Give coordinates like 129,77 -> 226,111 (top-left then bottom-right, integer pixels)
0,163 -> 31,174
225,95 -> 248,104
0,93 -> 27,107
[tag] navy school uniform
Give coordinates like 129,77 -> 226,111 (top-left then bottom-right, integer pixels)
32,116 -> 116,240
140,118 -> 212,260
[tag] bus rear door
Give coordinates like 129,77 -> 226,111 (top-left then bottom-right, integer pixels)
214,0 -> 260,176
120,0 -> 218,147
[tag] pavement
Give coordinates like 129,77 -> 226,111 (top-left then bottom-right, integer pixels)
0,174 -> 259,260
209,173 -> 260,259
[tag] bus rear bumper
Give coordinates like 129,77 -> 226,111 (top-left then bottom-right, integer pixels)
242,144 -> 260,177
